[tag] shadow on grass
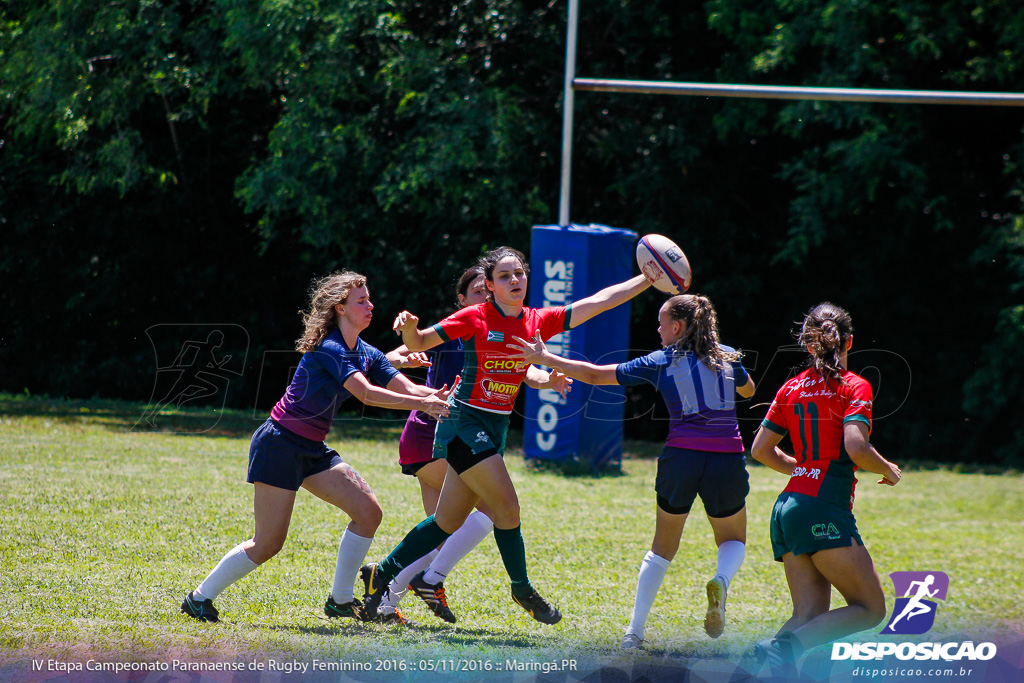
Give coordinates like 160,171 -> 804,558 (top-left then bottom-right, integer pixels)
0,394 -> 406,442
5,394 -> 1020,475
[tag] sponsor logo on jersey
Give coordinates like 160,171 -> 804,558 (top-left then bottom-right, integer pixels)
486,330 -> 504,342
483,358 -> 525,372
481,379 -> 518,398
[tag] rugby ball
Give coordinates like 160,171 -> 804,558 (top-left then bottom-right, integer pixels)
636,234 -> 692,294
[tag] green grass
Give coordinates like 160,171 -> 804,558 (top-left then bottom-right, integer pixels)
1,394 -> 1022,673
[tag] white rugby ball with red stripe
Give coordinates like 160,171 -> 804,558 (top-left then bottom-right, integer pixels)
636,234 -> 692,294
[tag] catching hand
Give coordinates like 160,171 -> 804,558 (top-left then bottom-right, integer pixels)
421,393 -> 451,421
402,351 -> 432,369
548,370 -> 573,399
393,310 -> 421,336
507,332 -> 548,362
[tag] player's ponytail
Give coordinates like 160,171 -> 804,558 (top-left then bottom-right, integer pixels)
296,271 -> 368,352
666,294 -> 740,371
798,302 -> 853,384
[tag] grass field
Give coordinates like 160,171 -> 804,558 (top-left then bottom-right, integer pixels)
1,394 -> 1022,677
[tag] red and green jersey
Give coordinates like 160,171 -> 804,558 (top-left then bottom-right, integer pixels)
761,368 -> 873,509
432,301 -> 572,414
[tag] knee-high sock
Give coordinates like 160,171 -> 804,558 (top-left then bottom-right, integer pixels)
422,510 -> 493,585
714,540 -> 745,589
382,549 -> 439,610
493,524 -> 531,594
379,515 -> 452,580
331,528 -> 373,603
194,543 -> 259,601
625,551 -> 671,638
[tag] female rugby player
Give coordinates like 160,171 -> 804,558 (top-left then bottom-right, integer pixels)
508,293 -> 755,647
180,272 -> 451,623
750,302 -> 900,671
360,246 -> 651,625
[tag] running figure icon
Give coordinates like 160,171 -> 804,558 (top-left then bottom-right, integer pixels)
886,574 -> 939,632
142,330 -> 233,426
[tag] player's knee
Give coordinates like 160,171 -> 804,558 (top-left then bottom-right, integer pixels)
861,596 -> 888,628
353,498 -> 383,533
793,598 -> 828,622
650,538 -> 679,561
491,499 -> 521,528
248,537 -> 285,564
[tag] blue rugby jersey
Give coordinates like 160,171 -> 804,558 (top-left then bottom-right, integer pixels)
616,345 -> 749,452
271,328 -> 400,441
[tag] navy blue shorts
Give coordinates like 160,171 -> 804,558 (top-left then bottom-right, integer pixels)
655,447 -> 749,517
246,419 -> 343,491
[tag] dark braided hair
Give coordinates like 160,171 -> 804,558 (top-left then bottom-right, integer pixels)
665,294 -> 740,371
797,302 -> 854,384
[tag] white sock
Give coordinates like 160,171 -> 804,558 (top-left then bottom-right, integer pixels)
422,510 -> 492,584
625,551 -> 671,638
383,549 -> 439,609
714,540 -> 745,589
331,529 -> 373,603
194,543 -> 259,601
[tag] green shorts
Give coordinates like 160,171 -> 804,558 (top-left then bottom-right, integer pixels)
432,400 -> 510,460
769,491 -> 863,561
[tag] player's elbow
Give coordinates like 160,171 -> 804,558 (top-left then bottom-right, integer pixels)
845,439 -> 874,464
750,432 -> 775,465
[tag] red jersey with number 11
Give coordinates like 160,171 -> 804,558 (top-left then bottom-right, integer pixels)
432,301 -> 571,414
761,368 -> 873,509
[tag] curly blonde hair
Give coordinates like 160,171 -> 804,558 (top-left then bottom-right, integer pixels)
664,294 -> 741,371
296,271 -> 367,352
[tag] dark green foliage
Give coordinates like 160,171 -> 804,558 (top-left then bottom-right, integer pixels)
2,0 -> 1022,463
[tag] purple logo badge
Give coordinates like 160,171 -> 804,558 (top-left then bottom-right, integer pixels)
884,571 -> 949,635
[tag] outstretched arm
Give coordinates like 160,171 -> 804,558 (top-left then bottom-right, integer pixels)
508,334 -> 619,386
344,372 -> 451,420
567,275 -> 652,329
385,344 -> 433,369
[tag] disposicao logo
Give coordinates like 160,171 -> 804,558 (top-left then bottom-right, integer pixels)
885,571 -> 949,635
831,571 -> 997,663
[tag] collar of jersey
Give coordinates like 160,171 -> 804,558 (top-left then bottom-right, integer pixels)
489,299 -> 524,320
